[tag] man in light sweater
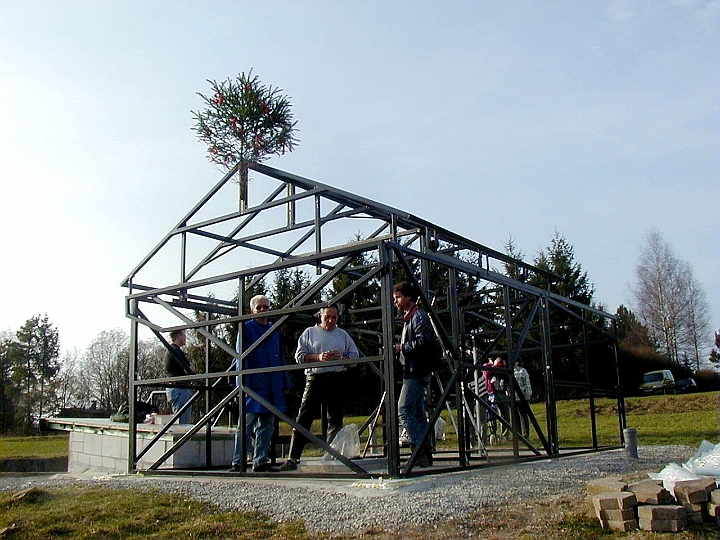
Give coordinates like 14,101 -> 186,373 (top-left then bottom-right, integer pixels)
279,305 -> 359,470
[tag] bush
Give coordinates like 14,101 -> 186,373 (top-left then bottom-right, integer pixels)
694,369 -> 719,392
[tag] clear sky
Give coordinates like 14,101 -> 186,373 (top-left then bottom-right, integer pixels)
1,1 -> 717,359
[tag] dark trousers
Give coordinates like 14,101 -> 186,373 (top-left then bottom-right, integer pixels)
514,400 -> 530,437
288,372 -> 345,460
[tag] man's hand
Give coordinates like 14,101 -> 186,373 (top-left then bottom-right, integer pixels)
319,350 -> 341,362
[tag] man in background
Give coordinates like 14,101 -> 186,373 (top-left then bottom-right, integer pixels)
164,329 -> 194,424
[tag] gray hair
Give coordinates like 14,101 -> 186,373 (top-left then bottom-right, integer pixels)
249,294 -> 270,310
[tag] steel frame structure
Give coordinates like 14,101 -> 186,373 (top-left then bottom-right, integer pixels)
122,161 -> 626,478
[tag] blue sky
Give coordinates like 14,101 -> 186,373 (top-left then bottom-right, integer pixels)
0,1 -> 717,359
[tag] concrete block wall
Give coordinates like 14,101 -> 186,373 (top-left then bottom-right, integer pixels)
63,421 -> 236,474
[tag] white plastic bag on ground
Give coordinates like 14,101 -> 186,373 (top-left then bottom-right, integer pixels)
683,439 -> 720,478
434,417 -> 447,441
323,423 -> 360,460
649,462 -> 700,494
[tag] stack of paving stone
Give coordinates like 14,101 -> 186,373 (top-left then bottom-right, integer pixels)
673,478 -> 718,526
586,475 -> 719,532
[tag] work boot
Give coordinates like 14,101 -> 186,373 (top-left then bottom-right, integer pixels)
252,462 -> 279,472
413,446 -> 430,468
423,444 -> 434,466
416,450 -> 430,468
278,458 -> 298,471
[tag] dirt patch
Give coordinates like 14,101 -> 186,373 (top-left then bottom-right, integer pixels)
575,394 -> 719,416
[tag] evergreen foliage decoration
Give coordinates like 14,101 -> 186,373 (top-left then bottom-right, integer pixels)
192,70 -> 298,169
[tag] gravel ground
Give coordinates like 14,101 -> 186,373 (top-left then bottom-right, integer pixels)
0,445 -> 698,534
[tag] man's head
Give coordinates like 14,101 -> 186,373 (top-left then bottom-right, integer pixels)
250,294 -> 271,324
318,305 -> 340,331
392,281 -> 417,312
170,329 -> 186,346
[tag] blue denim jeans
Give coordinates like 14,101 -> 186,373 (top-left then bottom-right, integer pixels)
398,375 -> 430,447
166,387 -> 192,424
233,412 -> 275,467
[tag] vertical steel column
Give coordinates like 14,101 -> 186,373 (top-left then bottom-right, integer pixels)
540,294 -> 559,456
420,232 -> 430,294
503,285 -> 519,457
471,338 -> 483,452
287,183 -> 295,226
582,317 -> 598,448
314,194 -> 322,274
611,319 -> 627,441
239,161 -> 248,212
180,229 -> 187,287
380,242 -> 400,476
238,278 -> 247,471
205,314 -> 212,467
448,269 -> 467,466
128,298 -> 139,474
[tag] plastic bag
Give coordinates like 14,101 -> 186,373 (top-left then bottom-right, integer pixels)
434,417 -> 447,441
322,424 -> 360,460
683,439 -> 720,478
649,462 -> 700,494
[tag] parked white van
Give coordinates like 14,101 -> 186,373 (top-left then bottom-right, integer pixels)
639,370 -> 675,394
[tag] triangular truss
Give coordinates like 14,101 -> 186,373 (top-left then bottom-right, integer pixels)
123,161 -> 625,478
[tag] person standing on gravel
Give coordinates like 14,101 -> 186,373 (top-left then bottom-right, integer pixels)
513,359 -> 532,437
279,305 -> 359,471
230,295 -> 290,473
164,329 -> 195,424
393,281 -> 439,468
491,357 -> 511,435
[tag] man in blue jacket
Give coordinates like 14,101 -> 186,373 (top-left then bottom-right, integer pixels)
393,281 -> 438,467
230,295 -> 290,472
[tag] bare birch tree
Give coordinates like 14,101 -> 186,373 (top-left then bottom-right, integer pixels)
632,229 -> 710,368
80,329 -> 129,412
683,274 -> 711,371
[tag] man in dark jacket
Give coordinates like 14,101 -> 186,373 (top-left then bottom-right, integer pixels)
230,295 -> 290,472
393,281 -> 438,467
164,329 -> 195,424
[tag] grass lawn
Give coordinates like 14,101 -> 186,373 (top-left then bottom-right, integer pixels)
0,486 -> 311,540
541,391 -> 719,447
0,435 -> 69,459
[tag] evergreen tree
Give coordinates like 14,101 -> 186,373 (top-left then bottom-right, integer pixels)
709,330 -> 720,365
532,231 -> 594,304
615,305 -> 655,351
15,315 -> 60,432
502,235 -> 526,282
0,338 -> 22,434
526,233 -> 598,394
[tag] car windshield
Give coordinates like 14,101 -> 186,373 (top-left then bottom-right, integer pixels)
644,372 -> 663,383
